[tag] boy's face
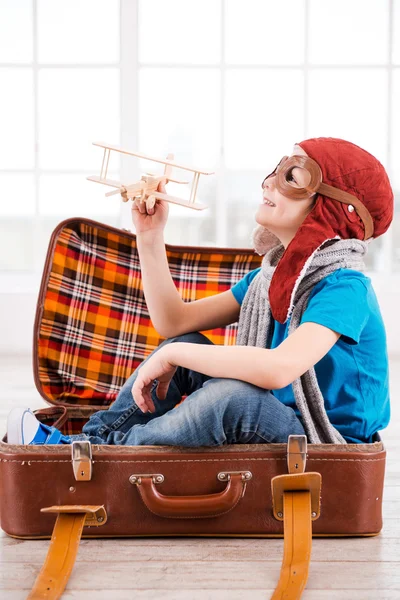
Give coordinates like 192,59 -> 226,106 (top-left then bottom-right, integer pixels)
255,145 -> 317,249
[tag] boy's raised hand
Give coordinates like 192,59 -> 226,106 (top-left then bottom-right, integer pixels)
131,180 -> 170,236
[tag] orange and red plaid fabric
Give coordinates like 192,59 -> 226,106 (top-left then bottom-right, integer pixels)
35,218 -> 262,408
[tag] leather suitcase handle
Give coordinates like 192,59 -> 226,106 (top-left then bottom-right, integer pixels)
132,472 -> 249,519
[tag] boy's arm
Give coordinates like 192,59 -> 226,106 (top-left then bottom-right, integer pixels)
165,322 -> 341,390
271,322 -> 341,388
165,343 -> 283,390
136,231 -> 185,338
137,232 -> 241,338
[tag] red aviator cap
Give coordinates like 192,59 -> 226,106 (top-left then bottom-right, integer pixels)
254,137 -> 394,324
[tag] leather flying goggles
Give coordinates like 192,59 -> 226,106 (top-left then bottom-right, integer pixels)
261,155 -> 374,240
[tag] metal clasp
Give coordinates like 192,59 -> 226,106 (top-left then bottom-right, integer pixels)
129,474 -> 165,485
71,441 -> 92,481
271,434 -> 321,521
218,471 -> 252,481
287,434 -> 307,474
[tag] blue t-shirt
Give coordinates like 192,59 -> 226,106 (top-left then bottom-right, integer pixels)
230,267 -> 390,444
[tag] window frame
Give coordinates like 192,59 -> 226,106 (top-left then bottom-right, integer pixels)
0,0 -> 398,295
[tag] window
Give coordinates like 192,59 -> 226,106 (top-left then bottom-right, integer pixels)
0,0 -> 120,291
1,0 -> 399,296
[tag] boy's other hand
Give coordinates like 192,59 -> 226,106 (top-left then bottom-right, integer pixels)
131,346 -> 178,413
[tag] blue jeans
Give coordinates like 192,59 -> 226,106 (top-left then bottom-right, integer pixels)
69,332 -> 306,446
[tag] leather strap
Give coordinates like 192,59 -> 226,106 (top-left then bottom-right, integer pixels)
271,490 -> 312,599
27,505 -> 106,600
270,471 -> 321,599
34,406 -> 69,430
29,483 -> 315,599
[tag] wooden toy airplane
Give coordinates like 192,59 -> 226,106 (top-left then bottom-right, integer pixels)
87,142 -> 214,211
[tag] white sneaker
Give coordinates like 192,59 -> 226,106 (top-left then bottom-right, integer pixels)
7,407 -> 71,445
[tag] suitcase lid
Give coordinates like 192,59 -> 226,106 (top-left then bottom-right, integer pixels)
33,217 -> 262,408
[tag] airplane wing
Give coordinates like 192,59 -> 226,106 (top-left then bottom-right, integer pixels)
87,175 -> 123,188
92,142 -> 214,176
150,191 -> 207,211
105,181 -> 144,197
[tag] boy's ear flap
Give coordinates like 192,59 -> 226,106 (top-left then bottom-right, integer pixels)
250,225 -> 281,256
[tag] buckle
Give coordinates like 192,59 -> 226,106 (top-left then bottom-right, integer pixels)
287,434 -> 307,473
271,434 -> 321,521
71,440 -> 92,481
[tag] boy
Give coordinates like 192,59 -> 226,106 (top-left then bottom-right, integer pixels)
7,137 -> 393,446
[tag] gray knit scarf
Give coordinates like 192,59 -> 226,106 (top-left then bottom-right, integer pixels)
235,237 -> 371,444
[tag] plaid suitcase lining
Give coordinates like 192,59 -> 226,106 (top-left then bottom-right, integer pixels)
35,219 -> 262,411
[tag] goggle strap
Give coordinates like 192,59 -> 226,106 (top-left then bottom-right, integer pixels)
318,182 -> 374,240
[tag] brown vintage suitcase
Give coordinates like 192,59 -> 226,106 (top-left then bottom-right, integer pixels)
0,217 -> 386,600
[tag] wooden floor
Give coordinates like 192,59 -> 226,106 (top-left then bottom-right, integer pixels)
0,355 -> 399,599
